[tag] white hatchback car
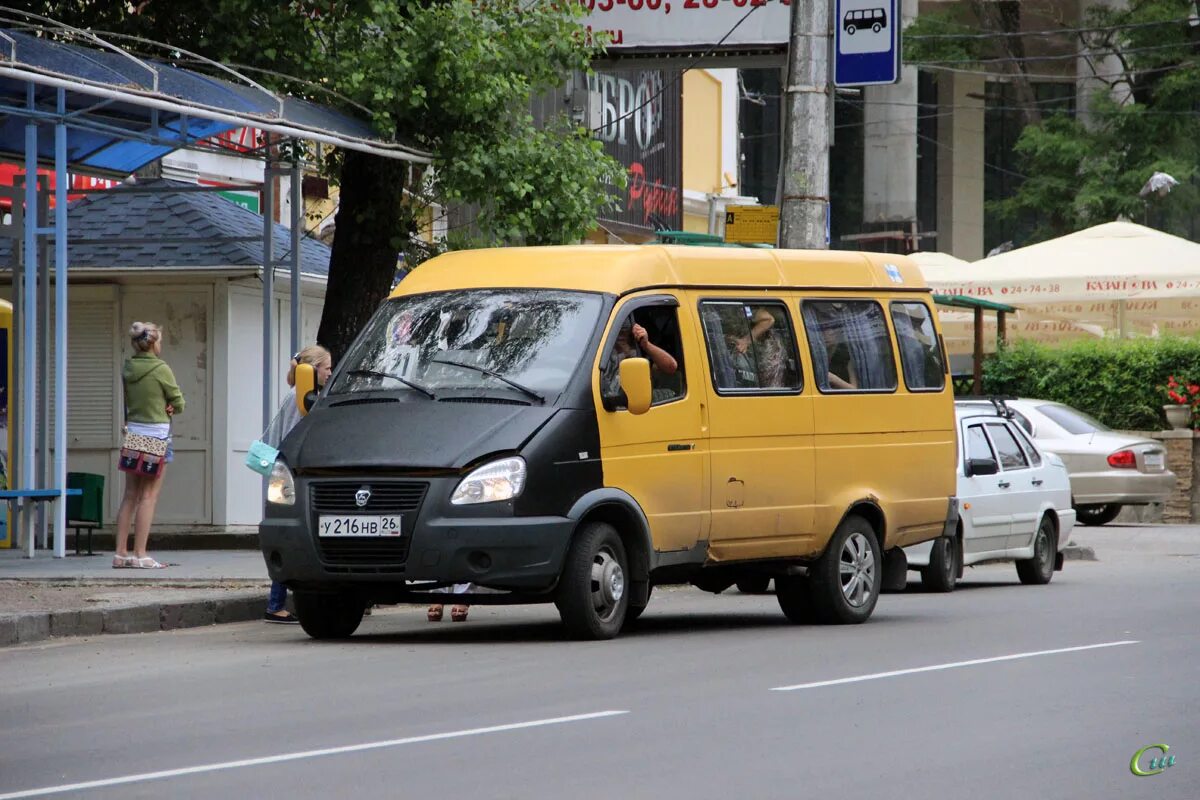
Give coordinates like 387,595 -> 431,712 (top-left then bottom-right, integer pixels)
906,402 -> 1076,591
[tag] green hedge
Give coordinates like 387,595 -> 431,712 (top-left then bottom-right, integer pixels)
981,336 -> 1200,431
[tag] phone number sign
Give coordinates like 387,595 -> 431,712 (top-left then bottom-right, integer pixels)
581,0 -> 791,51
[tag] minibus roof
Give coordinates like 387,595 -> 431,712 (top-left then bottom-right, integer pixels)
392,245 -> 929,298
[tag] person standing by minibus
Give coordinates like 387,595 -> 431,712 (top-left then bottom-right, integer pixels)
261,345 -> 332,623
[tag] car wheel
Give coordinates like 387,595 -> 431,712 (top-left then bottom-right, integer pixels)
920,535 -> 959,593
1016,516 -> 1056,585
294,590 -> 366,640
803,514 -> 882,624
555,521 -> 629,640
736,576 -> 772,594
872,22 -> 882,32
775,574 -> 816,623
623,585 -> 651,627
1075,503 -> 1121,526
846,24 -> 856,34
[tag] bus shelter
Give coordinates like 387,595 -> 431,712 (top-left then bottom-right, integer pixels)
0,17 -> 428,557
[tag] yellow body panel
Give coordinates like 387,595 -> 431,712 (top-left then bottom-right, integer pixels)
401,245 -> 953,565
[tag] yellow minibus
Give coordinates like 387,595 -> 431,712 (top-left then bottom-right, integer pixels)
261,246 -> 958,640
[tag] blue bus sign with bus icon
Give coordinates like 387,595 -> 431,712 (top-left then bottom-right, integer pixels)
835,0 -> 900,86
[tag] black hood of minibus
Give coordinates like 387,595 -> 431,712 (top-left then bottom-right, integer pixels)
283,397 -> 558,470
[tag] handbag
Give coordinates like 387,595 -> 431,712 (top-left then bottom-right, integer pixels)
244,439 -> 280,476
118,431 -> 169,479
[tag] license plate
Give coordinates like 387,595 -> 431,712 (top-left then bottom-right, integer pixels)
1143,452 -> 1164,470
318,515 -> 403,537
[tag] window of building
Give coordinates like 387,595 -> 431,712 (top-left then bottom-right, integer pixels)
890,301 -> 946,391
698,301 -> 802,393
802,300 -> 897,392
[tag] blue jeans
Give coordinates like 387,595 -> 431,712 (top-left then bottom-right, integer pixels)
267,581 -> 288,613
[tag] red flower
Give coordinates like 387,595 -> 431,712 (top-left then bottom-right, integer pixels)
1169,390 -> 1186,404
1189,384 -> 1200,395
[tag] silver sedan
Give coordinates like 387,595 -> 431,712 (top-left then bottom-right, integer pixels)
960,398 -> 1175,526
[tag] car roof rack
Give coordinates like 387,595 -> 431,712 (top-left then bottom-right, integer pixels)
955,395 -> 1015,419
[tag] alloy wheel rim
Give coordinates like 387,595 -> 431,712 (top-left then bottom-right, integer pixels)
839,532 -> 876,608
591,547 -> 625,622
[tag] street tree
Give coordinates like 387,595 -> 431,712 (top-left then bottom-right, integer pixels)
16,1 -> 625,357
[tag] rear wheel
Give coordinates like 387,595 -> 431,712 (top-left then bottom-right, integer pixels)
1075,503 -> 1121,526
294,590 -> 366,640
799,514 -> 882,625
1016,516 -> 1056,585
555,522 -> 629,640
920,535 -> 959,593
872,22 -> 882,32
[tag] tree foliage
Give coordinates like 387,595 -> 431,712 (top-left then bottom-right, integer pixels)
15,0 -> 625,354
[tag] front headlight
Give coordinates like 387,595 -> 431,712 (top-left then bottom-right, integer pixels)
451,456 -> 527,505
267,460 -> 296,506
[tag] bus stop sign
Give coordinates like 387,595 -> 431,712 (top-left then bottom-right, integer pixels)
834,0 -> 900,87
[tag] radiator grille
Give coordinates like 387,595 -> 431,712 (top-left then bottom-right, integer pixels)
309,481 -> 428,566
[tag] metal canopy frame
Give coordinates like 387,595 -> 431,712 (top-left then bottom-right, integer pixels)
0,18 -> 425,558
933,294 -> 1018,396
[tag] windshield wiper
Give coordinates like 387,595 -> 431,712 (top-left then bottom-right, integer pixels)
428,358 -> 545,404
345,369 -> 437,400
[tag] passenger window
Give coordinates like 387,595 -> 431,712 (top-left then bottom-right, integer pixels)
986,423 -> 1029,470
802,300 -> 897,392
1011,424 -> 1042,467
600,304 -> 686,408
698,301 -> 802,393
890,302 -> 945,391
965,424 -> 994,465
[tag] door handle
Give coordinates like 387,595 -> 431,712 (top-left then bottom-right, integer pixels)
667,443 -> 694,452
998,480 -> 1011,489
1031,478 -> 1044,486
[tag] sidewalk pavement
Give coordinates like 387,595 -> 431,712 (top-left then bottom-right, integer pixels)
1,525 -> 1196,648
0,549 -> 273,647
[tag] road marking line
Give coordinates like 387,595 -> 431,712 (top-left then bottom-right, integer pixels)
770,640 -> 1139,692
0,710 -> 630,799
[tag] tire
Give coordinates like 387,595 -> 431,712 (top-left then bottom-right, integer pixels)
624,585 -> 652,627
555,522 -> 629,640
1075,503 -> 1121,526
846,24 -> 856,35
736,575 -> 772,594
294,590 -> 366,640
1016,516 -> 1056,585
805,514 -> 882,625
920,535 -> 959,593
775,574 -> 816,624
872,22 -> 882,33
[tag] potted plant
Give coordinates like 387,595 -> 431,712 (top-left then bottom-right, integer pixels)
1161,376 -> 1199,430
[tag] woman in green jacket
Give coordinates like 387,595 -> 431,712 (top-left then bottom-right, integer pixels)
114,321 -> 185,569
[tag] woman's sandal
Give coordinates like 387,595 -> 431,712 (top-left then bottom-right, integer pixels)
132,557 -> 169,569
427,605 -> 444,622
112,554 -> 134,569
450,605 -> 469,622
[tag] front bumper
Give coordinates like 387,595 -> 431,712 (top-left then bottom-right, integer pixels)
259,476 -> 575,591
1071,470 -> 1176,506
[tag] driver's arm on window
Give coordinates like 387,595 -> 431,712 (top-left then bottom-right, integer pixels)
631,323 -> 678,375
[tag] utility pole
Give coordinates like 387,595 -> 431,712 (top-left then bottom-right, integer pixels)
778,0 -> 831,250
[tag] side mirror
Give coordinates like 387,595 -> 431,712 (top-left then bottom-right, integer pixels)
618,357 -> 652,415
294,363 -> 317,417
966,457 -> 999,477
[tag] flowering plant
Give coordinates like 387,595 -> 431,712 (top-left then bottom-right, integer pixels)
1162,376 -> 1200,410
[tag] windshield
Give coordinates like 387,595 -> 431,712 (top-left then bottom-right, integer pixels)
329,289 -> 603,402
1036,403 -> 1110,435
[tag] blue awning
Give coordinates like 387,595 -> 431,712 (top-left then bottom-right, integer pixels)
0,28 -> 429,175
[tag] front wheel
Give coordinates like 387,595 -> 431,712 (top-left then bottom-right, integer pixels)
920,535 -> 959,593
846,24 -> 857,35
294,590 -> 366,640
1075,503 -> 1121,526
555,522 -> 629,640
1016,516 -> 1056,585
805,514 -> 882,624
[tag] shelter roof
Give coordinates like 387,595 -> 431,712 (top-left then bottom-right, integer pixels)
0,27 -> 429,175
933,294 -> 1016,313
0,179 -> 331,276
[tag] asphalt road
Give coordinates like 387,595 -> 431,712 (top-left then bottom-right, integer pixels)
2,527 -> 1197,800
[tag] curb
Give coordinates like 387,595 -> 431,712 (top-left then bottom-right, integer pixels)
0,590 -> 267,647
1063,542 -> 1097,561
72,532 -> 260,552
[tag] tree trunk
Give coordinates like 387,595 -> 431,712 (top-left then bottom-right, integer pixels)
317,150 -> 413,362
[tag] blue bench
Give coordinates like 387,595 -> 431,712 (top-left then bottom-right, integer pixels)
0,489 -> 83,501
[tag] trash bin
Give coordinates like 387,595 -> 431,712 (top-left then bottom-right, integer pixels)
66,472 -> 105,555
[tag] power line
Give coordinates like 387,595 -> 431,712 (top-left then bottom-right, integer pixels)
916,59 -> 1197,82
908,40 -> 1200,67
905,16 -> 1195,41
